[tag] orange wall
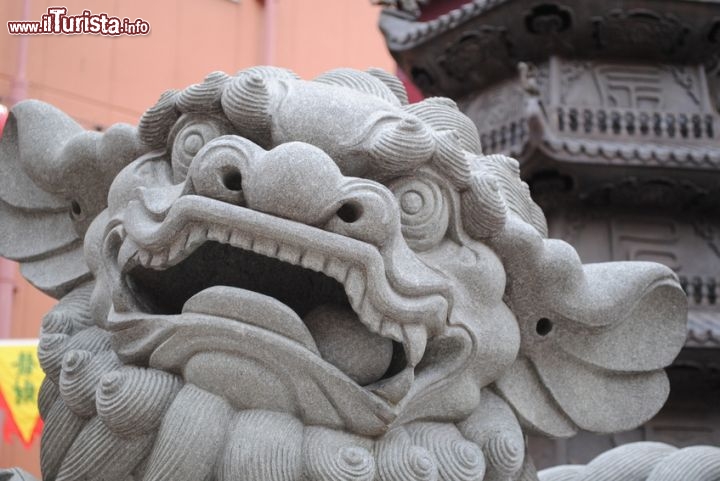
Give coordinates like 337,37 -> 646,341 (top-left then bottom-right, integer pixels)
0,0 -> 393,128
0,0 -> 392,475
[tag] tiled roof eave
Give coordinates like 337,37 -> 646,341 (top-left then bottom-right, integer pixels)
538,136 -> 720,170
380,0 -> 509,50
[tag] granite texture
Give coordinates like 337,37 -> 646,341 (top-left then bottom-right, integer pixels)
538,442 -> 720,481
0,67 -> 689,480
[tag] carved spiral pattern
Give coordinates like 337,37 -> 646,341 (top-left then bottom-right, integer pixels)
38,376 -> 59,420
482,154 -> 548,237
407,446 -> 439,481
33,284 -> 154,481
64,326 -> 112,355
41,310 -> 73,336
40,282 -> 95,332
176,71 -> 230,114
376,430 -> 439,481
315,68 -> 401,106
454,442 -> 485,474
59,350 -> 119,418
303,427 -> 375,481
38,332 -> 69,382
485,435 -> 523,475
408,423 -> 485,481
337,447 -> 376,479
96,366 -> 182,437
538,442 -> 720,481
221,73 -> 273,148
457,389 -> 526,478
55,417 -> 152,481
239,65 -> 300,81
41,398 -> 87,481
220,410 -> 304,481
404,97 -> 482,154
433,130 -> 472,190
369,117 -> 435,175
138,89 -> 180,149
366,67 -> 409,105
58,350 -> 94,416
142,384 -> 234,481
461,171 -> 508,239
390,175 -> 448,251
38,287 -> 103,381
170,118 -> 228,180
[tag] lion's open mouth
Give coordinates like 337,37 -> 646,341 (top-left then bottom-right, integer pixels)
128,240 -> 350,319
106,196 -> 450,407
127,240 -> 410,390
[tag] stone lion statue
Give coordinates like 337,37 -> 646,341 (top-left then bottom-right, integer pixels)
0,67 -> 714,480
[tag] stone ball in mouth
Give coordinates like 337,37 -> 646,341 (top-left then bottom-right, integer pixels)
304,304 -> 394,386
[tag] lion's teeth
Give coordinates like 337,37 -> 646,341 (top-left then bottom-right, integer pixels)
277,244 -> 301,264
138,250 -> 152,267
230,229 -> 252,250
345,268 -> 365,309
207,225 -> 227,243
168,231 -> 188,264
254,237 -> 279,258
324,258 -> 348,282
149,250 -> 168,268
300,251 -> 325,272
402,324 -> 427,367
118,239 -> 139,269
186,225 -> 206,250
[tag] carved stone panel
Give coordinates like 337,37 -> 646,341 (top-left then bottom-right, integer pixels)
591,9 -> 690,56
558,60 -> 705,113
437,26 -> 516,86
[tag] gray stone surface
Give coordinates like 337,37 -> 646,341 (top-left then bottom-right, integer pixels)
0,67 -> 688,480
538,442 -> 720,481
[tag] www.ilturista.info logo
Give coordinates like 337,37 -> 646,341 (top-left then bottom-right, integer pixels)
8,7 -> 150,36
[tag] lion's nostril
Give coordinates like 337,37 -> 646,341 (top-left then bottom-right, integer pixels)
536,317 -> 553,336
70,200 -> 83,218
222,170 -> 243,192
337,202 -> 362,223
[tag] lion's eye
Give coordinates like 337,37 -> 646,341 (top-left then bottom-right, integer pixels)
171,119 -> 225,181
390,176 -> 449,251
183,132 -> 204,156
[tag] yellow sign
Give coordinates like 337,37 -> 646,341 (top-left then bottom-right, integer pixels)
0,339 -> 43,447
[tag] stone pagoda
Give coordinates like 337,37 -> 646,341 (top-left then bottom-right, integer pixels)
378,0 -> 720,467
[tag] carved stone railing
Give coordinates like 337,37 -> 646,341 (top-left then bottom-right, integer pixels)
680,275 -> 718,307
552,106 -> 717,143
478,117 -> 528,154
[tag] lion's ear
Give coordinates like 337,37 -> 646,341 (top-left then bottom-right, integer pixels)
490,216 -> 687,438
0,101 -> 89,298
0,100 -> 146,298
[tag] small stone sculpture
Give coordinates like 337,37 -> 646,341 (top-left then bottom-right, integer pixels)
0,67 -> 696,480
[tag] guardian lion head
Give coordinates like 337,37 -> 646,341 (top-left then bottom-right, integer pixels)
0,67 -> 686,481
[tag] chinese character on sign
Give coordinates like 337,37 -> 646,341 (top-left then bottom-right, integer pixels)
0,340 -> 44,447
